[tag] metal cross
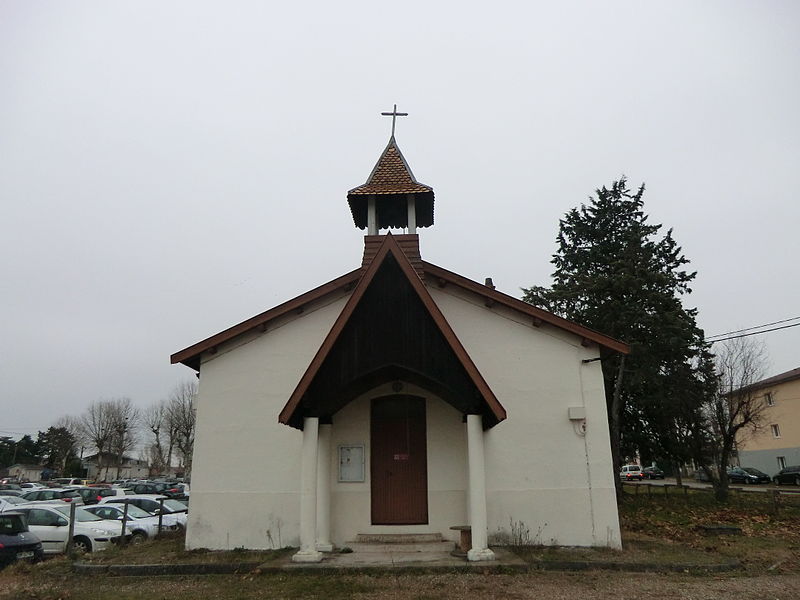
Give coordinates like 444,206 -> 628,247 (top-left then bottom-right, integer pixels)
381,104 -> 408,137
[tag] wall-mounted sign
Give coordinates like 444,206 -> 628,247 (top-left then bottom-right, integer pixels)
338,444 -> 365,482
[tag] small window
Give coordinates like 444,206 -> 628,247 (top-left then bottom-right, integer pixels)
777,456 -> 786,470
765,392 -> 775,407
771,424 -> 781,438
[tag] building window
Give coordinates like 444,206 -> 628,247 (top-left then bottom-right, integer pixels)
778,456 -> 786,470
765,392 -> 775,407
771,424 -> 781,438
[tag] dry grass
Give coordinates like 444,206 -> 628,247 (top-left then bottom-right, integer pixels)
78,531 -> 292,565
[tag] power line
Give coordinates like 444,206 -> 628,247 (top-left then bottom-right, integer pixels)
706,316 -> 800,340
707,321 -> 800,344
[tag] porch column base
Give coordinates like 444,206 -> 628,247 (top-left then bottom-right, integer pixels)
467,547 -> 496,562
292,549 -> 324,563
316,542 -> 334,552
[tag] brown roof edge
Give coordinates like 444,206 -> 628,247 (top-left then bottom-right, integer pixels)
278,233 -> 506,427
422,262 -> 630,355
170,269 -> 363,370
743,366 -> 800,392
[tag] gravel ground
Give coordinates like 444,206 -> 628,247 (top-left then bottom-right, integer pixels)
347,572 -> 800,600
3,569 -> 800,599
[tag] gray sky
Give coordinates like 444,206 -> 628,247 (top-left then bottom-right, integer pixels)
2,1 -> 798,440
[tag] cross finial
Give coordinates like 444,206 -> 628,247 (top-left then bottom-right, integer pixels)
381,104 -> 408,137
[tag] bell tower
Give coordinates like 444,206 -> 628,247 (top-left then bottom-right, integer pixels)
347,106 -> 434,277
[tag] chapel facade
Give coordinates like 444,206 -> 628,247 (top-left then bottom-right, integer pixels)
172,124 -> 627,561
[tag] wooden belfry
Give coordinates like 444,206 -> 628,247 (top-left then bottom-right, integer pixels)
347,105 -> 434,235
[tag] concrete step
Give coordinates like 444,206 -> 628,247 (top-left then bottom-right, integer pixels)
354,533 -> 443,544
347,541 -> 455,554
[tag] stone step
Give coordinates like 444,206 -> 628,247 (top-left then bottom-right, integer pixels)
354,533 -> 443,544
347,541 -> 455,554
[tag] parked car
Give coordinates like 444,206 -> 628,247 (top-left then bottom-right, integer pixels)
73,487 -> 126,506
51,478 -> 89,487
727,467 -> 769,485
643,466 -> 665,480
0,496 -> 29,511
20,488 -> 83,505
773,465 -> 800,486
83,503 -> 179,542
741,467 -> 771,484
0,484 -> 21,491
19,483 -> 46,490
127,482 -> 188,499
0,504 -> 130,554
100,495 -> 188,529
619,465 -> 644,481
0,512 -> 44,567
0,490 -> 23,497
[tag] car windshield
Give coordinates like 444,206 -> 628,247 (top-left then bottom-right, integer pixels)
162,499 -> 188,512
743,468 -> 765,476
53,505 -> 103,522
2,496 -> 26,505
104,505 -> 152,519
729,467 -> 746,474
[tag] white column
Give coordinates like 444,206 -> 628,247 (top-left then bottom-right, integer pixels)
367,195 -> 378,235
466,414 -> 495,561
315,423 -> 333,552
406,193 -> 416,234
292,417 -> 323,563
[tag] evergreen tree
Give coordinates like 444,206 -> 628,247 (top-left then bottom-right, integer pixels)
523,179 -> 705,486
9,434 -> 40,465
37,426 -> 77,474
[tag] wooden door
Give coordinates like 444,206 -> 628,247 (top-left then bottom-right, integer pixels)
370,395 -> 428,524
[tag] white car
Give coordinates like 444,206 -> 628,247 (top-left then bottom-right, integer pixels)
0,495 -> 29,511
84,503 -> 180,542
19,488 -> 84,505
99,495 -> 188,529
619,464 -> 645,481
0,504 -> 131,554
19,482 -> 46,490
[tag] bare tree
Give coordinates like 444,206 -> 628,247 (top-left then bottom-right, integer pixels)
143,401 -> 169,477
691,337 -> 769,501
107,398 -> 140,480
80,400 -> 116,480
166,381 -> 197,479
80,398 -> 140,481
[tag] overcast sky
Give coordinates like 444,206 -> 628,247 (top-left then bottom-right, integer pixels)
1,1 -> 798,440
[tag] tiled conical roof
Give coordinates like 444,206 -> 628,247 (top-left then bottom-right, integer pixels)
347,136 -> 435,230
348,137 -> 433,196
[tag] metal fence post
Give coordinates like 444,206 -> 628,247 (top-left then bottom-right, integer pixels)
120,501 -> 129,546
157,497 -> 165,536
66,502 -> 76,557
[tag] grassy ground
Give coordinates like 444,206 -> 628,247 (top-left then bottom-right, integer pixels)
76,531 -> 293,565
618,485 -> 800,574
1,489 -> 799,599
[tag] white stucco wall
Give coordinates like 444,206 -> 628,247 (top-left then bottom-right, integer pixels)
428,286 -> 621,548
186,294 -> 349,550
186,278 -> 620,550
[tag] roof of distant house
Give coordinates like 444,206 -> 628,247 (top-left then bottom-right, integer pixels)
748,366 -> 800,391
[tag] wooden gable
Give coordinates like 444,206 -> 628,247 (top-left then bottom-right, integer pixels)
279,234 -> 505,429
